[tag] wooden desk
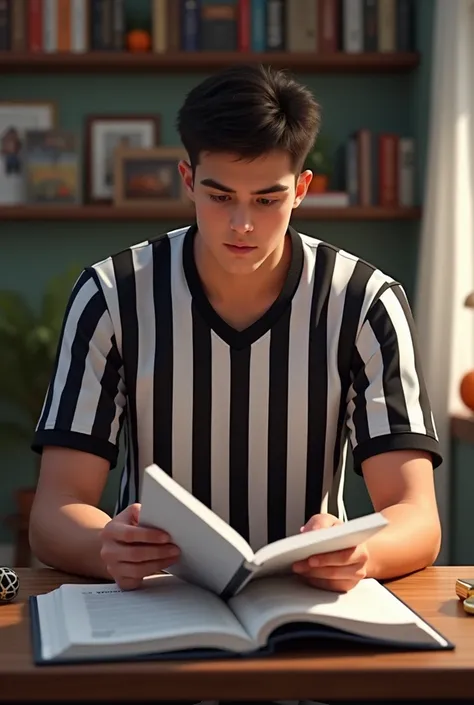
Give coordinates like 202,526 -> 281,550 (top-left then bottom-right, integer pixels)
1,566 -> 474,703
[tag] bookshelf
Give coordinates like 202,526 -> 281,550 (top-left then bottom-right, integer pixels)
0,51 -> 420,74
0,205 -> 422,222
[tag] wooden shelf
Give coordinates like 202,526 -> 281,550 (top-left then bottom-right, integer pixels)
0,51 -> 420,74
0,205 -> 421,222
451,412 -> 474,445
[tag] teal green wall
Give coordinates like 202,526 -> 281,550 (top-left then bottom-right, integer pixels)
1,0 -> 471,550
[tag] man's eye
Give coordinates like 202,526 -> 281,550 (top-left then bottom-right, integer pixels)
258,198 -> 276,206
209,194 -> 230,202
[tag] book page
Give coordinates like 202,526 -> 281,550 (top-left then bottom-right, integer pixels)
139,464 -> 254,595
248,513 -> 388,580
229,575 -> 449,649
38,575 -> 254,661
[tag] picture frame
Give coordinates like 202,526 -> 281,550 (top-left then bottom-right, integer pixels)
85,114 -> 161,203
0,100 -> 57,205
113,146 -> 190,208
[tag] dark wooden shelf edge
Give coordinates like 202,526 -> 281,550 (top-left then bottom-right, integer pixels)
0,205 -> 422,222
451,412 -> 474,445
0,51 -> 420,73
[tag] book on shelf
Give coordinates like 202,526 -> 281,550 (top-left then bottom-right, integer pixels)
343,130 -> 415,207
0,0 -> 416,55
30,465 -> 453,665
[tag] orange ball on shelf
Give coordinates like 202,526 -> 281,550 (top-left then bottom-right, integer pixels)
460,370 -> 474,412
126,29 -> 152,52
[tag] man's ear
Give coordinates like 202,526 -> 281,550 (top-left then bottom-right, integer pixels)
178,159 -> 195,201
293,169 -> 313,209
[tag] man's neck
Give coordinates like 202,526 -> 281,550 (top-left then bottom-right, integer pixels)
193,231 -> 292,307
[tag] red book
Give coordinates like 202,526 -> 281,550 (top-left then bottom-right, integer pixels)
318,0 -> 339,53
378,134 -> 399,207
238,0 -> 250,51
28,0 -> 43,52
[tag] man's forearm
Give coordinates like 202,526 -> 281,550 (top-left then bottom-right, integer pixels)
365,502 -> 442,581
29,499 -> 113,580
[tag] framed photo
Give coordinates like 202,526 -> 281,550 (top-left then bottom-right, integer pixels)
85,115 -> 161,203
113,147 -> 189,207
24,130 -> 81,205
0,101 -> 57,204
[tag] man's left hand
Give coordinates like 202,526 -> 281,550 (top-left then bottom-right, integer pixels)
292,513 -> 370,593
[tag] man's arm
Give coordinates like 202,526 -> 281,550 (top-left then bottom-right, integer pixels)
362,448 -> 441,580
29,446 -> 113,579
30,446 -> 181,587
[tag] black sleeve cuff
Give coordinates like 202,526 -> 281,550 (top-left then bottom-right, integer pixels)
31,429 -> 119,468
352,432 -> 443,475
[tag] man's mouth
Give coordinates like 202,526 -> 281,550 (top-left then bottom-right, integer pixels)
224,243 -> 257,253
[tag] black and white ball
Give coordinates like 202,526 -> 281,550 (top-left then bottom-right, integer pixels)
0,567 -> 20,603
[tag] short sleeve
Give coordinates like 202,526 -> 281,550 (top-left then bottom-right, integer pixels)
346,282 -> 442,474
31,268 -> 126,468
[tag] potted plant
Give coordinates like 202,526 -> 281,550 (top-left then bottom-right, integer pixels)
0,264 -> 82,517
305,134 -> 333,193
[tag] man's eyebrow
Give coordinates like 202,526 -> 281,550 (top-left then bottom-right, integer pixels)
200,178 -> 290,195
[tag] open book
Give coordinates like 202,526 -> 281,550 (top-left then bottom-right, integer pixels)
138,464 -> 389,598
30,572 -> 453,665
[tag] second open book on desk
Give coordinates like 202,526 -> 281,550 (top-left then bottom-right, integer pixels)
29,463 -> 454,665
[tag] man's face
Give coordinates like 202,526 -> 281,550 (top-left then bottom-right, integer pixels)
179,150 -> 312,275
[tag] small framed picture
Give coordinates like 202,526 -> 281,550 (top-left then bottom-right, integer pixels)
113,146 -> 189,207
24,129 -> 81,205
85,114 -> 161,203
0,101 -> 57,204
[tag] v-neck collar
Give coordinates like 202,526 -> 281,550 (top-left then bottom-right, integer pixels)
182,222 -> 304,350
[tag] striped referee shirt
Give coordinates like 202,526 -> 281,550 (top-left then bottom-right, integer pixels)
32,223 -> 442,550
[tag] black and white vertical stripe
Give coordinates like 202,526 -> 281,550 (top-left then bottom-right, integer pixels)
33,225 -> 442,550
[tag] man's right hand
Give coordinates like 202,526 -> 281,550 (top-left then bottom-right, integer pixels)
99,503 -> 180,590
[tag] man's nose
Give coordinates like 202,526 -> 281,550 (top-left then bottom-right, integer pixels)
230,206 -> 254,234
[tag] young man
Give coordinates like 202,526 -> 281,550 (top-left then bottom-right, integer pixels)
30,64 -> 442,600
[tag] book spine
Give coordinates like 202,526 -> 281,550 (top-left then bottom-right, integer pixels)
346,136 -> 358,205
152,0 -> 167,52
238,0 -> 250,51
285,0 -> 317,52
398,137 -> 415,206
181,0 -> 199,50
57,0 -> 71,51
378,133 -> 398,206
70,0 -> 88,52
363,0 -> 377,51
101,0 -> 113,49
250,0 -> 265,51
266,0 -> 285,51
112,0 -> 124,50
11,0 -> 26,50
318,0 -> 339,53
167,0 -> 180,50
220,562 -> 254,601
28,0 -> 43,51
43,0 -> 57,52
343,0 -> 363,53
201,1 -> 237,51
90,0 -> 102,49
396,0 -> 415,51
0,0 -> 10,50
357,128 -> 373,206
377,0 -> 395,52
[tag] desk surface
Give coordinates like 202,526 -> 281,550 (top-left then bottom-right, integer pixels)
1,566 -> 474,702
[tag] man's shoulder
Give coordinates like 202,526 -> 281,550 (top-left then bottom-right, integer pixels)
296,228 -> 400,299
88,225 -> 189,284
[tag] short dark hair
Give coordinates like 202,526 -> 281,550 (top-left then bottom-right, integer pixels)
176,64 -> 321,174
